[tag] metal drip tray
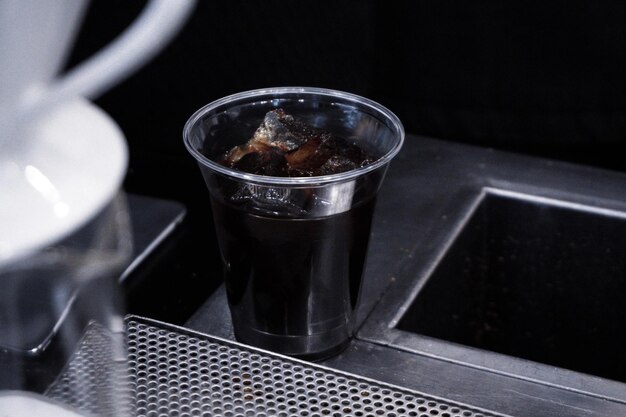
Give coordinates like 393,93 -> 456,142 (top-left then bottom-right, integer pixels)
125,316 -> 507,417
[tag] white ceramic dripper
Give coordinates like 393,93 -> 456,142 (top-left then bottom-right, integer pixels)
0,0 -> 195,145
0,0 -> 195,265
0,2 -> 195,414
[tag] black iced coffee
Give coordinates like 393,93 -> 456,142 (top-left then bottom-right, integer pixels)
184,87 -> 403,360
211,109 -> 377,359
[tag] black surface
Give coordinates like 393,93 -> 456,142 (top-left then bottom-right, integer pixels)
68,1 -> 626,169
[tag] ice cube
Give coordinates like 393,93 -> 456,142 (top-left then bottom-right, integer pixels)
253,109 -> 312,152
220,109 -> 374,177
233,147 -> 287,176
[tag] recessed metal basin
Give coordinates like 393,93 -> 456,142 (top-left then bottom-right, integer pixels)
356,136 -> 626,410
397,188 -> 626,383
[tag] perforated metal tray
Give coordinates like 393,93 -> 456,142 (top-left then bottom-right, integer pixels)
129,316 -> 509,417
47,316 -> 510,416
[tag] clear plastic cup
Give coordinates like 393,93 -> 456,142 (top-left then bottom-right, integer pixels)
0,195 -> 132,416
184,87 -> 404,360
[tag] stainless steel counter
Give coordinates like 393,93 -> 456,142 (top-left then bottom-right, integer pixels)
186,135 -> 626,417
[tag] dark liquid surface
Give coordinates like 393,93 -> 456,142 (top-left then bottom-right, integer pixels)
211,198 -> 376,340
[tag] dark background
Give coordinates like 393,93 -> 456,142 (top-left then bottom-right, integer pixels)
69,1 -> 626,206
66,1 -> 626,318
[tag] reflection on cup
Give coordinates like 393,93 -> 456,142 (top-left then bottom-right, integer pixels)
184,87 -> 404,360
0,195 -> 132,416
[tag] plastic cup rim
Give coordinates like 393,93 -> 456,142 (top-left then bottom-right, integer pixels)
183,86 -> 405,186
